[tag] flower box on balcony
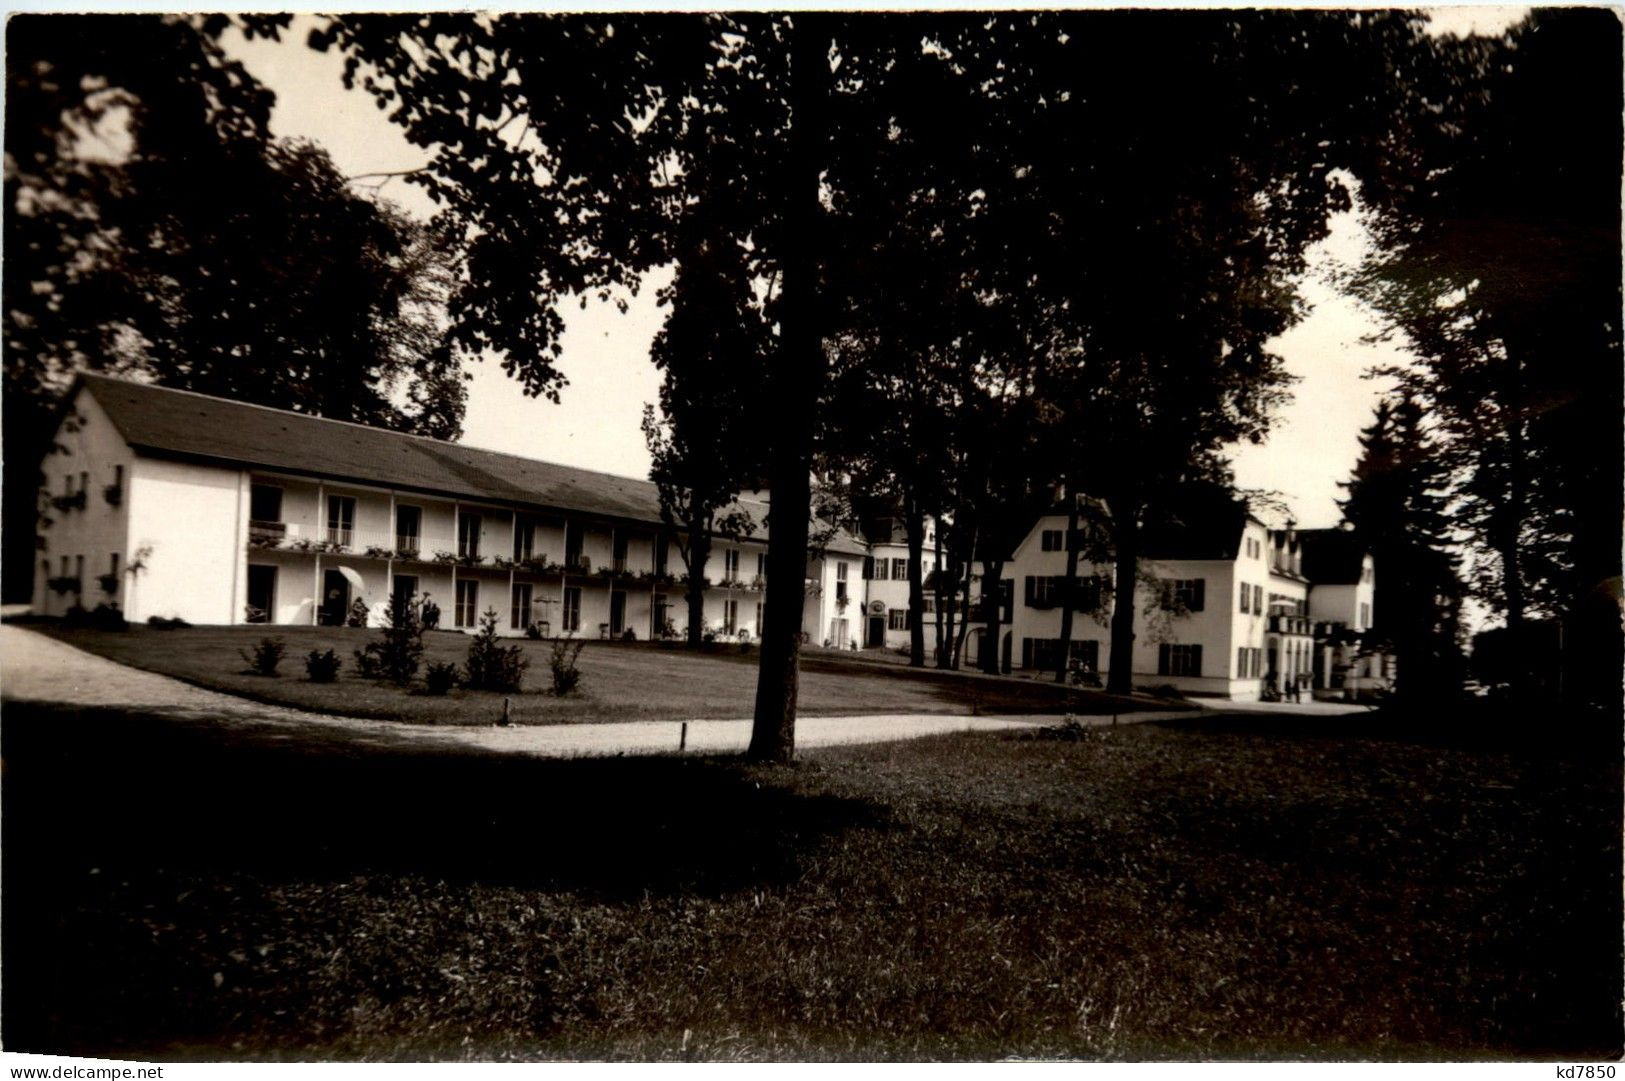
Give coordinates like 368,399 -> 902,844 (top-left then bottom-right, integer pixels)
51,491 -> 86,513
364,545 -> 396,560
47,575 -> 79,595
103,484 -> 123,507
97,573 -> 119,594
749,576 -> 766,591
718,577 -> 744,590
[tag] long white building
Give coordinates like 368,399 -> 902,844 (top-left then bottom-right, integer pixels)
34,375 -> 866,643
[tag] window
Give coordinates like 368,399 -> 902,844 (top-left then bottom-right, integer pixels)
250,483 -> 283,524
756,552 -> 766,578
1025,575 -> 1062,608
654,535 -> 669,576
458,512 -> 482,559
1253,584 -> 1263,613
1359,602 -> 1371,630
563,586 -> 581,632
392,575 -> 418,607
755,602 -> 764,636
724,549 -> 740,580
74,554 -> 83,584
1024,638 -> 1099,672
610,591 -> 626,635
871,558 -> 889,581
1041,529 -> 1064,552
1237,646 -> 1247,678
564,525 -> 582,568
724,599 -> 738,634
1239,582 -> 1250,614
1161,578 -> 1205,612
396,505 -> 421,552
1158,643 -> 1203,677
455,580 -> 479,628
511,583 -> 533,629
835,561 -> 848,602
326,495 -> 355,547
888,608 -> 908,631
79,471 -> 88,494
891,557 -> 907,580
513,516 -> 535,562
612,532 -> 629,573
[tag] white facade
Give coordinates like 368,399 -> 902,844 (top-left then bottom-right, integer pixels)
34,380 -> 866,642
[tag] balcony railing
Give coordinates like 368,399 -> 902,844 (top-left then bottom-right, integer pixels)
1267,613 -> 1312,636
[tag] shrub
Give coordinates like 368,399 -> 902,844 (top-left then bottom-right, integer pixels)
549,637 -> 586,696
463,608 -> 529,692
240,636 -> 286,676
525,622 -> 545,641
147,615 -> 191,630
62,604 -> 90,628
304,648 -> 341,683
424,661 -> 459,696
345,597 -> 371,628
621,627 -> 637,642
90,603 -> 127,631
354,592 -> 424,685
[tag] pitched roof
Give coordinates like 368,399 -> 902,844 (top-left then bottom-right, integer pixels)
77,374 -> 866,554
1140,493 -> 1250,561
1297,528 -> 1367,584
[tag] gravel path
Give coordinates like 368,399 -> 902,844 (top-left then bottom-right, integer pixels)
2,624 -> 1079,757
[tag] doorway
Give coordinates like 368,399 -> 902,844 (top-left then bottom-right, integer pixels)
246,565 -> 276,623
866,615 -> 885,648
320,568 -> 350,626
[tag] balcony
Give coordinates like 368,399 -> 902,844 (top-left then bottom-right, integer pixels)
1267,613 -> 1312,636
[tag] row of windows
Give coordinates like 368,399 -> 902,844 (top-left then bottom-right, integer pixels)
1023,575 -> 1109,610
1022,637 -> 1100,672
1238,581 -> 1263,614
1038,528 -> 1091,553
251,482 -> 737,572
1157,643 -> 1202,677
863,556 -> 922,581
1237,645 -> 1264,678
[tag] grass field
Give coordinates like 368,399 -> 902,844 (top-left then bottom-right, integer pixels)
3,700 -> 1617,1061
31,623 -> 1171,725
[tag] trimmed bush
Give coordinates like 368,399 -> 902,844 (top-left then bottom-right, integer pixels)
240,636 -> 286,677
305,648 -> 342,683
424,661 -> 459,696
355,592 -> 425,685
463,608 -> 528,693
549,637 -> 586,697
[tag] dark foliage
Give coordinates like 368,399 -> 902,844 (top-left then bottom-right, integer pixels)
354,592 -> 424,686
303,649 -> 341,684
463,609 -> 528,693
239,637 -> 286,677
547,638 -> 586,697
423,661 -> 459,696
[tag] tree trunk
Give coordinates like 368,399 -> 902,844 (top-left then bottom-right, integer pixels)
1055,489 -> 1081,683
980,559 -> 1006,675
905,495 -> 926,667
1105,497 -> 1141,695
684,521 -> 710,649
933,526 -> 954,669
747,15 -> 828,764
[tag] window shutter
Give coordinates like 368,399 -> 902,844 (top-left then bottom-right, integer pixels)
1024,576 -> 1035,606
1191,645 -> 1203,677
1158,643 -> 1171,676
863,557 -> 873,580
1191,579 -> 1205,612
1022,638 -> 1034,668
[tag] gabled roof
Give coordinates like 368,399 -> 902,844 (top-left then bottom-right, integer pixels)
1140,493 -> 1252,562
1297,528 -> 1368,584
75,374 -> 866,554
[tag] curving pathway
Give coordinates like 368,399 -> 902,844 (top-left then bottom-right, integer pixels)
1,624 -> 1080,758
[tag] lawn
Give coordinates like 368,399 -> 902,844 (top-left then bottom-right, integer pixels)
30,623 -> 1171,725
2,701 -> 1617,1060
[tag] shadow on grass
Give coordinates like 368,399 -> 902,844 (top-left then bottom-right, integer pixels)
1152,698 -> 1622,756
1,703 -> 886,897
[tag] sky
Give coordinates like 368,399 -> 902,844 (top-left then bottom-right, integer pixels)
221,7 -> 1529,531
